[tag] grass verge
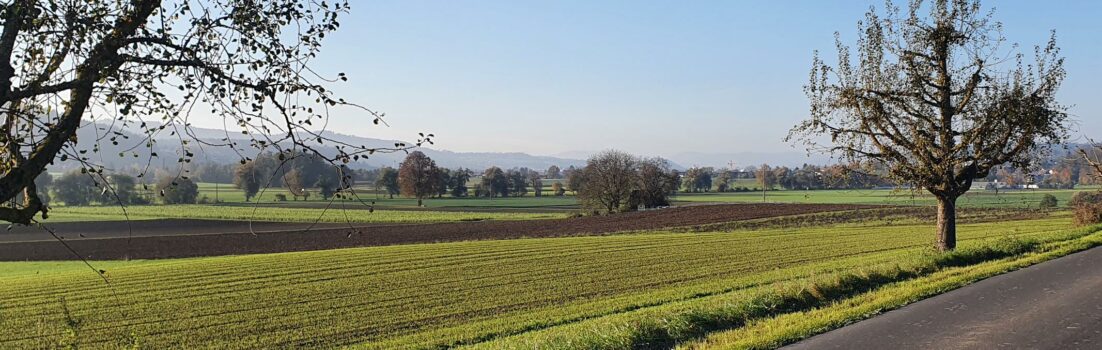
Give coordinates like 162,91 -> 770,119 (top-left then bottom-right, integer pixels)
467,225 -> 1102,350
679,227 -> 1102,349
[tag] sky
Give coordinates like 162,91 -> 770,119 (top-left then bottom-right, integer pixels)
303,0 -> 1102,159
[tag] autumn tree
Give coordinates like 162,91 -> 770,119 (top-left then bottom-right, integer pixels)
283,169 -> 308,200
756,164 -> 776,190
551,182 -> 565,196
234,161 -> 263,202
398,151 -> 438,206
789,0 -> 1068,250
0,1 -> 429,224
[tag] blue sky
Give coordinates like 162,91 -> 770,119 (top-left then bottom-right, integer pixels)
306,0 -> 1102,158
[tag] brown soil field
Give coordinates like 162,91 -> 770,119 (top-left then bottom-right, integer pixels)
0,203 -> 877,261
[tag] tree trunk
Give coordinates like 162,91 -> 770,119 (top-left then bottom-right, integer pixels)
935,196 -> 957,251
417,198 -> 423,207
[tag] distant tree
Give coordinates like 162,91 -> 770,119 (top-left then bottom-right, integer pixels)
481,167 -> 509,198
789,0 -> 1069,250
714,170 -> 732,193
577,150 -> 639,213
529,173 -> 543,197
664,169 -> 681,195
433,168 -> 452,198
316,169 -> 341,200
565,168 -> 584,195
195,163 -> 235,184
772,166 -> 791,189
158,176 -> 199,204
283,169 -> 308,200
34,173 -> 53,206
562,165 -> 578,180
449,168 -> 471,198
637,157 -> 676,208
546,165 -> 562,179
398,151 -> 439,206
552,182 -> 566,196
376,167 -> 400,199
234,162 -> 263,202
681,167 -> 712,193
355,168 -> 382,185
52,171 -> 97,206
106,174 -> 139,204
508,169 -> 529,197
756,164 -> 776,202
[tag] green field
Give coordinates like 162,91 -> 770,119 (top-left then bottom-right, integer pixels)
0,213 -> 1094,349
673,188 -> 1083,208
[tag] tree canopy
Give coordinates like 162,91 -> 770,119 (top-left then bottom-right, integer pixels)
788,0 -> 1068,251
0,1 -> 429,224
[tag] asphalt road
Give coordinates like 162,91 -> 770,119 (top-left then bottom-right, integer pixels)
786,246 -> 1102,350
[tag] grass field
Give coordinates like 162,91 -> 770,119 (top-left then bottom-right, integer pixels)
673,187 -> 1084,208
45,205 -> 564,223
0,213 -> 1094,349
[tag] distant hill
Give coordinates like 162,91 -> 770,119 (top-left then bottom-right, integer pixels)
53,121 -> 585,172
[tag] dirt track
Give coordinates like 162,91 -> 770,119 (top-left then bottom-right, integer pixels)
0,203 -> 876,261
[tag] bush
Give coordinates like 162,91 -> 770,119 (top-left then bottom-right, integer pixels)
274,194 -> 287,202
1070,191 -> 1102,226
157,176 -> 199,204
1069,191 -> 1102,207
1039,194 -> 1058,209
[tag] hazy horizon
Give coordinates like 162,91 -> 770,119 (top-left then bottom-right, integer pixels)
189,0 -> 1101,160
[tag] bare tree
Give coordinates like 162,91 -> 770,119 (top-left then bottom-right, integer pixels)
789,0 -> 1068,251
637,157 -> 676,208
0,1 -> 430,224
577,150 -> 638,214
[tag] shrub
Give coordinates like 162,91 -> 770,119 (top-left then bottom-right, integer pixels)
274,194 -> 287,202
1069,191 -> 1102,207
157,176 -> 199,204
1070,191 -> 1102,226
1039,194 -> 1058,209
